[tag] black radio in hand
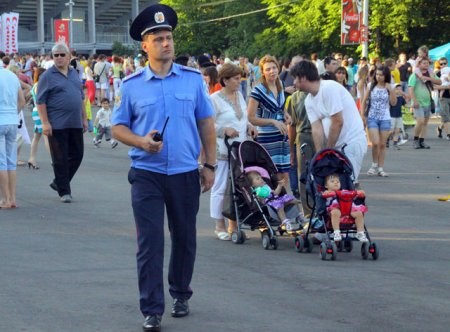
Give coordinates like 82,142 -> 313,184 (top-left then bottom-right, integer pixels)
153,116 -> 170,142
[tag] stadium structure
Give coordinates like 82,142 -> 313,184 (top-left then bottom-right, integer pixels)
0,0 -> 159,53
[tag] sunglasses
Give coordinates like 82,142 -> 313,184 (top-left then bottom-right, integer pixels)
440,62 -> 447,66
53,53 -> 66,58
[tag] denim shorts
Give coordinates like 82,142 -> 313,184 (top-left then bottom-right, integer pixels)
0,124 -> 18,171
367,118 -> 391,131
414,106 -> 431,119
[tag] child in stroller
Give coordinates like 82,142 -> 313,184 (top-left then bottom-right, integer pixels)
247,171 -> 302,231
323,173 -> 368,242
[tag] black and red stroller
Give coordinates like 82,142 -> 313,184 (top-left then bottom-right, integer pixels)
222,138 -> 305,250
297,146 -> 379,260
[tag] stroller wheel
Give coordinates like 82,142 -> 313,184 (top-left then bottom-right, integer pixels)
231,231 -> 246,244
361,242 -> 369,260
369,242 -> 379,260
270,237 -> 278,250
319,242 -> 327,260
330,242 -> 337,261
344,239 -> 353,252
261,231 -> 270,250
305,236 -> 314,253
294,236 -> 304,253
337,240 -> 344,252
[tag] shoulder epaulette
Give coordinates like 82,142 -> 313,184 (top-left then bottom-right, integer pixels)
123,68 -> 145,82
180,65 -> 201,75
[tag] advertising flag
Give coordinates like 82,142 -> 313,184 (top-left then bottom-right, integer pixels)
0,13 -> 19,54
54,19 -> 69,46
341,0 -> 362,45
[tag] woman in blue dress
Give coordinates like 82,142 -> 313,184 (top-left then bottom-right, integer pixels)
248,55 -> 292,183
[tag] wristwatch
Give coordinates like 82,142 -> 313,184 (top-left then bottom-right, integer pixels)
203,163 -> 217,171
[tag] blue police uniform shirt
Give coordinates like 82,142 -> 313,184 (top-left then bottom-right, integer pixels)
111,63 -> 214,175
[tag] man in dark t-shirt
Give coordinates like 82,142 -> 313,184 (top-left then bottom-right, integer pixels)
37,42 -> 87,203
397,52 -> 412,93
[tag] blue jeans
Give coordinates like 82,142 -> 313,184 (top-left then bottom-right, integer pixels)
240,80 -> 248,100
288,144 -> 299,193
0,124 -> 18,171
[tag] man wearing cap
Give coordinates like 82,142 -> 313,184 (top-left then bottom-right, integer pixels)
111,4 -> 216,332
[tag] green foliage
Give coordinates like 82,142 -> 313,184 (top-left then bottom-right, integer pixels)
160,0 -> 450,60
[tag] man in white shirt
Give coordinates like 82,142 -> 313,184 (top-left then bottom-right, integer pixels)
291,60 -> 367,183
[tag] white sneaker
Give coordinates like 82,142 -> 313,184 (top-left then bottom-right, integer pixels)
398,139 -> 408,146
333,231 -> 342,241
282,219 -> 293,231
356,232 -> 368,242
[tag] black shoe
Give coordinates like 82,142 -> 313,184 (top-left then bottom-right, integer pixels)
419,141 -> 430,149
143,315 -> 161,332
49,181 -> 58,192
171,299 -> 189,318
413,140 -> 421,149
437,126 -> 443,138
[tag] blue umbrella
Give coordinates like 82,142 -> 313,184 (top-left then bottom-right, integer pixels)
429,42 -> 450,61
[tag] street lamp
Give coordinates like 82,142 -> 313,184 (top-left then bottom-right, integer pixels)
65,0 -> 75,48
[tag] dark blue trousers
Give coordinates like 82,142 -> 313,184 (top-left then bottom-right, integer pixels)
128,167 -> 200,316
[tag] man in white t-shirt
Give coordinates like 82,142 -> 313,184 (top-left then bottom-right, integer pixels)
291,60 -> 367,183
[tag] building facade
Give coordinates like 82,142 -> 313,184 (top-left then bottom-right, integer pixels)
0,0 -> 158,54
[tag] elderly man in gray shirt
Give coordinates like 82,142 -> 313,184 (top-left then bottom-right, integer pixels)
37,42 -> 87,203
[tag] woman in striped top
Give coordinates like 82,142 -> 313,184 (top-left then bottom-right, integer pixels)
248,55 -> 292,183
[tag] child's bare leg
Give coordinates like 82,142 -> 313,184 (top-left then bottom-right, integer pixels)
351,211 -> 365,232
330,208 -> 341,233
277,207 -> 287,221
351,211 -> 368,242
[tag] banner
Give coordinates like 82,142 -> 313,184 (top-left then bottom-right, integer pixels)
341,0 -> 362,45
0,12 -> 19,54
54,19 -> 69,46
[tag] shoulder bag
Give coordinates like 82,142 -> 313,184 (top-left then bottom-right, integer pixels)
94,64 -> 106,83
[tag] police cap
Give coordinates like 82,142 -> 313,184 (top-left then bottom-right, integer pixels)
130,4 -> 178,41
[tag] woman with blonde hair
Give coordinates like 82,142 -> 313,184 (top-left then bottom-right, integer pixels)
356,65 -> 369,114
248,55 -> 291,184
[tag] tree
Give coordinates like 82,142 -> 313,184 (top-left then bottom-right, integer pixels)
159,0 -> 450,60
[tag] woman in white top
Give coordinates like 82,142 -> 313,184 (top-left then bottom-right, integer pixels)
84,58 -> 95,104
210,63 -> 257,240
362,65 -> 397,177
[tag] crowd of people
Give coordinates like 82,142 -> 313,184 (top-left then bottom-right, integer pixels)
1,3 -> 449,330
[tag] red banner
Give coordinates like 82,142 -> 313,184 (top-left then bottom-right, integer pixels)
54,19 -> 69,46
341,0 -> 362,45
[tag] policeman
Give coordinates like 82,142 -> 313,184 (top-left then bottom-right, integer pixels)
111,4 -> 216,332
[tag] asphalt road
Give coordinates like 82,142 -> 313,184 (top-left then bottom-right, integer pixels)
1,118 -> 449,332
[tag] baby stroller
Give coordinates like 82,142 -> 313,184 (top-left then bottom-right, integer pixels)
222,138 -> 305,250
297,145 -> 379,261
401,105 -> 416,139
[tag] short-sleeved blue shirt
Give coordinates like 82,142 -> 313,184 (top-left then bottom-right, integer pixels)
112,63 -> 214,175
36,66 -> 84,129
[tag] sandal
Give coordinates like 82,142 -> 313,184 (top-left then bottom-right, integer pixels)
378,170 -> 389,177
214,230 -> 231,241
367,167 -> 377,176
